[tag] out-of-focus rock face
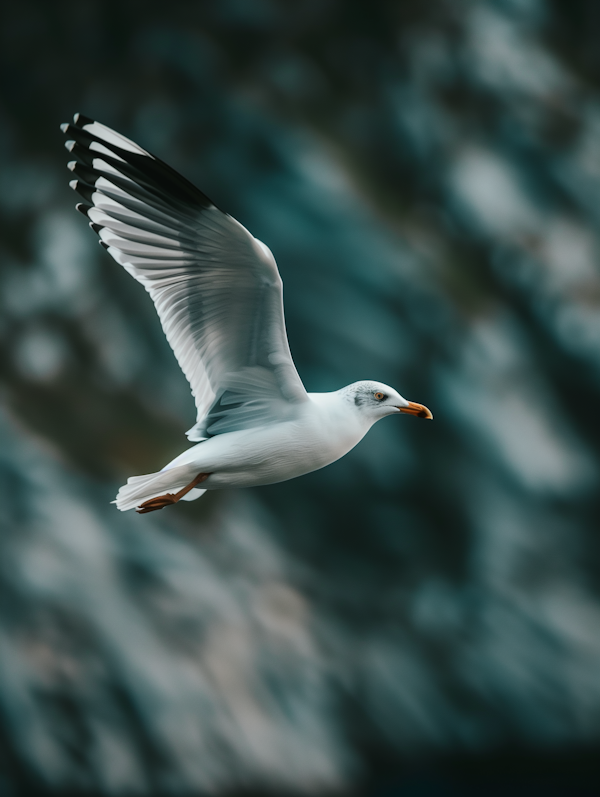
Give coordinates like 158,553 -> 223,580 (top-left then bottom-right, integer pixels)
0,410 -> 348,793
2,0 -> 600,793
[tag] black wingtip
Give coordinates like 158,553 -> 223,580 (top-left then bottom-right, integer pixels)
99,240 -> 109,249
74,112 -> 94,127
76,203 -> 92,216
69,179 -> 95,203
89,222 -> 102,235
68,161 -> 98,185
63,113 -> 217,212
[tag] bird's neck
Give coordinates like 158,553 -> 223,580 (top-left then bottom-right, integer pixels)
307,390 -> 374,435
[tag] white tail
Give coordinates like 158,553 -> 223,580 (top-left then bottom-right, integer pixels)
114,465 -> 206,512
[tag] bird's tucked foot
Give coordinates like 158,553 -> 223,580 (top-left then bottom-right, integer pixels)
136,494 -> 178,513
136,472 -> 211,514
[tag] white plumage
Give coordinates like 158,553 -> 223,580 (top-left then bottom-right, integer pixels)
61,114 -> 432,514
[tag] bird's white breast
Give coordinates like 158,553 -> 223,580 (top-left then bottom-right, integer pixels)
171,393 -> 369,489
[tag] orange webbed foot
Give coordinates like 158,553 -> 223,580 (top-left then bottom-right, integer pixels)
135,473 -> 212,515
136,494 -> 178,514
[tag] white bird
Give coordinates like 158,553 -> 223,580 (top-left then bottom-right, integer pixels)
61,114 -> 433,514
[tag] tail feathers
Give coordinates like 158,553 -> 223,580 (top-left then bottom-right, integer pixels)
114,465 -> 206,512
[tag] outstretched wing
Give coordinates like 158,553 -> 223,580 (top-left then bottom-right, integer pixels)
61,114 -> 308,439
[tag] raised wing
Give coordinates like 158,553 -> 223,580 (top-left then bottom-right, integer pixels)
61,114 -> 308,439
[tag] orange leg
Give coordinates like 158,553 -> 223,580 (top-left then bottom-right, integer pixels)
136,472 -> 211,514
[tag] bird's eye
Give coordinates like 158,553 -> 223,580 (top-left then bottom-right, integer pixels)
374,392 -> 385,401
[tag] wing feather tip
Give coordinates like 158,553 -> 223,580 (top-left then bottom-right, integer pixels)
70,179 -> 95,203
74,112 -> 94,127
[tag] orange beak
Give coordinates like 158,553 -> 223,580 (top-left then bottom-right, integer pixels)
398,401 -> 433,420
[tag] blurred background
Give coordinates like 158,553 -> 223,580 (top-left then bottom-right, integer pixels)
1,0 -> 600,794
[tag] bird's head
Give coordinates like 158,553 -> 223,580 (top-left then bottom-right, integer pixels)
343,381 -> 433,423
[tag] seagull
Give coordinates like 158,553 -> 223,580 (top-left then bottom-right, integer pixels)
61,114 -> 433,514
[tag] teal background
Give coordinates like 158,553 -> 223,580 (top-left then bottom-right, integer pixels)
1,1 -> 600,794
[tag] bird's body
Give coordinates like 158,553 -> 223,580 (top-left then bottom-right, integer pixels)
114,384 -> 403,510
167,390 -> 368,488
61,114 -> 432,513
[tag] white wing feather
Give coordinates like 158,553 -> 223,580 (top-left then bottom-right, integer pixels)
62,114 -> 308,440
